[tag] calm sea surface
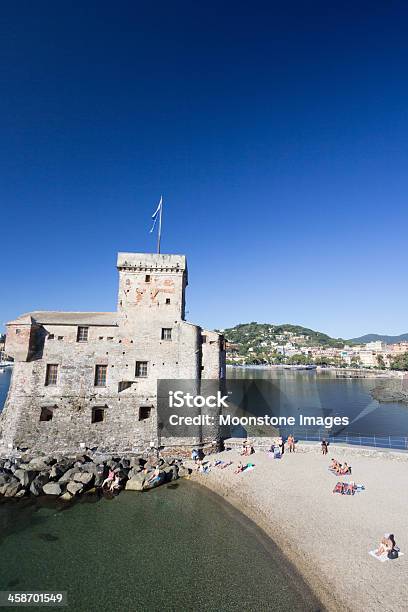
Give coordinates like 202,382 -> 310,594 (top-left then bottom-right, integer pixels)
228,366 -> 408,442
0,482 -> 319,611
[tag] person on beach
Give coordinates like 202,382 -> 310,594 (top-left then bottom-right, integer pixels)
340,462 -> 350,475
287,435 -> 295,452
375,535 -> 393,557
321,439 -> 328,455
110,473 -> 121,492
147,466 -> 161,484
279,437 -> 285,455
102,468 -> 115,489
241,441 -> 253,456
191,449 -> 199,462
235,462 -> 244,474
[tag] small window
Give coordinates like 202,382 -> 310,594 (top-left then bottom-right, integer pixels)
16,329 -> 21,335
58,336 -> 63,341
107,337 -> 113,341
139,406 -> 151,421
99,336 -> 104,340
166,298 -> 171,305
77,326 -> 89,342
145,274 -> 151,282
48,334 -> 55,340
45,364 -> 58,386
40,406 -> 54,422
135,361 -> 148,377
92,407 -> 105,423
161,328 -> 172,341
94,365 -> 107,387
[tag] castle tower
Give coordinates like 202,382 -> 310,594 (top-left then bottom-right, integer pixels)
117,253 -> 187,324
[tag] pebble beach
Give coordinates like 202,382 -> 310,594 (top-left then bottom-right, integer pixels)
192,444 -> 408,612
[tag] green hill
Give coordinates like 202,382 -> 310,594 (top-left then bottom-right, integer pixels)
222,322 -> 346,349
350,333 -> 408,344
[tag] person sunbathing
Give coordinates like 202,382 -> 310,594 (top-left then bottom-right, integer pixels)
147,466 -> 161,484
235,462 -> 245,474
220,461 -> 232,469
102,468 -> 115,489
339,462 -> 350,475
375,535 -> 393,557
329,459 -> 339,471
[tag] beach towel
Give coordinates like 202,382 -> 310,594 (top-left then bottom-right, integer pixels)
369,550 -> 404,563
243,465 -> 255,473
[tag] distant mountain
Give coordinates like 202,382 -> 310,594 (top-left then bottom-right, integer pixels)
222,322 -> 346,349
350,333 -> 408,345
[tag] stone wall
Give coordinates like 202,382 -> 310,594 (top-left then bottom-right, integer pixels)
0,252 -> 225,455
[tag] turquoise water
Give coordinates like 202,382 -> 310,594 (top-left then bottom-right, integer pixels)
0,482 -> 320,611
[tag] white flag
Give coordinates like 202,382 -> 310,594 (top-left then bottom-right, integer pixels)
150,195 -> 163,233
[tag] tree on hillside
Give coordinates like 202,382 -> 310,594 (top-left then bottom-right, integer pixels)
390,352 -> 408,371
376,354 -> 386,370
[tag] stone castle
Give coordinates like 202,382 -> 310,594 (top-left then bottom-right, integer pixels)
0,252 -> 225,455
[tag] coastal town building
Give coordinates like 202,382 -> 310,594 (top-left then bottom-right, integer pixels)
0,252 -> 225,454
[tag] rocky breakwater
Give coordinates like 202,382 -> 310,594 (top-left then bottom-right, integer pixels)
0,453 -> 190,501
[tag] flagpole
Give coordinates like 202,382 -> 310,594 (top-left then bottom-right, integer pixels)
157,195 -> 163,254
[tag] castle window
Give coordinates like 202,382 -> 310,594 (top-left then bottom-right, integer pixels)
45,364 -> 58,386
48,334 -> 55,340
40,406 -> 55,422
139,406 -> 151,421
161,328 -> 172,341
94,365 -> 107,387
77,326 -> 89,342
58,336 -> 63,341
92,407 -> 105,423
145,274 -> 151,282
16,329 -> 21,335
166,298 -> 171,305
135,361 -> 148,377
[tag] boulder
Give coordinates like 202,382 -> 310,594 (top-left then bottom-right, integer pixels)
30,473 -> 50,496
43,482 -> 62,496
58,467 -> 80,484
0,471 -> 12,486
0,476 -> 21,497
177,465 -> 190,478
125,473 -> 146,492
59,491 -> 72,501
73,472 -> 94,486
14,469 -> 37,487
79,462 -> 97,474
66,481 -> 83,496
28,458 -> 50,472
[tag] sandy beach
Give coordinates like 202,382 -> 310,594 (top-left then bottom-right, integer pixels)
191,444 -> 408,612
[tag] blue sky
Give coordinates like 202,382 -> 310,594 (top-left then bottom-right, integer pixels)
1,1 -> 408,339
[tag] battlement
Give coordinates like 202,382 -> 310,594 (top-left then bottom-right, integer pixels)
117,253 -> 187,277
